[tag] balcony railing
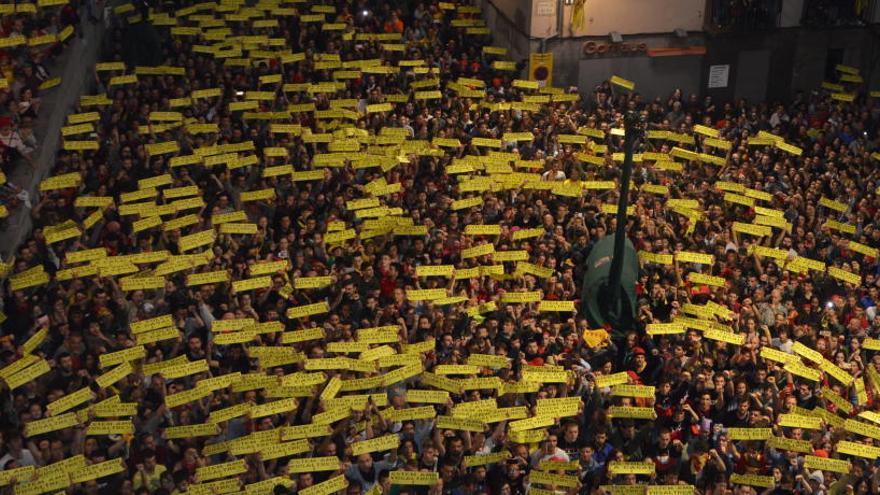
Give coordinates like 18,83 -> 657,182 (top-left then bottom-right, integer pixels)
706,0 -> 783,33
801,0 -> 877,27
705,0 -> 877,32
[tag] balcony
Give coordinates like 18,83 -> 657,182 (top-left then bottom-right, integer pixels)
705,0 -> 783,32
801,0 -> 876,27
705,0 -> 878,33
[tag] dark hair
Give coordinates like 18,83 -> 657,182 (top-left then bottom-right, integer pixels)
172,470 -> 188,485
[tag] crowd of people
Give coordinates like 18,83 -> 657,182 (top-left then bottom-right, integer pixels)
0,1 -> 879,495
0,0 -> 84,214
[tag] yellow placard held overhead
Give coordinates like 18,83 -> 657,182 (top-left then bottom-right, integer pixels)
610,75 -> 635,91
529,53 -> 553,87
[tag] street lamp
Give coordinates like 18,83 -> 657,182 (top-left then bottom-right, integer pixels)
579,110 -> 644,338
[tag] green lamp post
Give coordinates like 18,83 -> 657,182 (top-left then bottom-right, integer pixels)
580,111 -> 644,339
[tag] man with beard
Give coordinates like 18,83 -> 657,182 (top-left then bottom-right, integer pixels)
723,398 -> 753,427
629,346 -> 659,383
590,428 -> 614,468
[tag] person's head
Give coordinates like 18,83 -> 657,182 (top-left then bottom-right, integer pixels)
657,428 -> 671,448
119,479 -> 134,495
172,470 -> 188,492
798,382 -> 812,398
544,434 -> 558,453
50,439 -> 64,460
632,346 -> 646,367
699,392 -> 713,409
563,422 -> 578,442
297,472 -> 313,488
447,436 -> 464,455
142,448 -> 157,471
619,420 -> 637,438
580,444 -> 594,461
356,454 -> 373,472
6,432 -> 22,450
593,428 -> 607,447
160,471 -> 174,492
749,407 -> 763,424
421,442 -> 437,464
440,462 -> 457,481
57,352 -> 73,371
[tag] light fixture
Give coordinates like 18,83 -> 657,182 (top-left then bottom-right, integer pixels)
609,31 -> 622,43
674,28 -> 687,38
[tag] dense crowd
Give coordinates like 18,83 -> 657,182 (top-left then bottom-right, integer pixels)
0,0 -> 84,214
0,1 -> 879,495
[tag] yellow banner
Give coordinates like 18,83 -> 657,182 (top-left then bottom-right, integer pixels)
609,406 -> 656,420
804,455 -> 850,474
195,459 -> 248,482
351,434 -> 399,456
287,456 -> 340,473
286,301 -> 330,319
608,462 -> 655,475
730,474 -> 774,488
25,412 -> 81,437
86,420 -> 134,436
463,451 -> 511,467
299,475 -> 348,495
609,75 -> 635,90
530,470 -> 578,488
70,459 -> 127,484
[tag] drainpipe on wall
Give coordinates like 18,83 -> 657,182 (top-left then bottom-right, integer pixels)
539,0 -> 563,53
557,0 -> 564,38
539,34 -> 558,53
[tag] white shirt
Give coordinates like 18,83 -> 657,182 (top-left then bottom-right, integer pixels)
529,447 -> 570,467
0,131 -> 33,155
0,449 -> 37,468
542,170 -> 566,181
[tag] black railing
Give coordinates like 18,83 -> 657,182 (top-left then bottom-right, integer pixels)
801,0 -> 876,27
706,0 -> 783,32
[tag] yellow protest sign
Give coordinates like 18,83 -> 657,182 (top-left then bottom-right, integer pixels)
608,462 -> 655,475
610,75 -> 635,90
804,455 -> 850,473
351,434 -> 400,456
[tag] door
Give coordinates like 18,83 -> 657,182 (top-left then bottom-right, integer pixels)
734,49 -> 771,101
